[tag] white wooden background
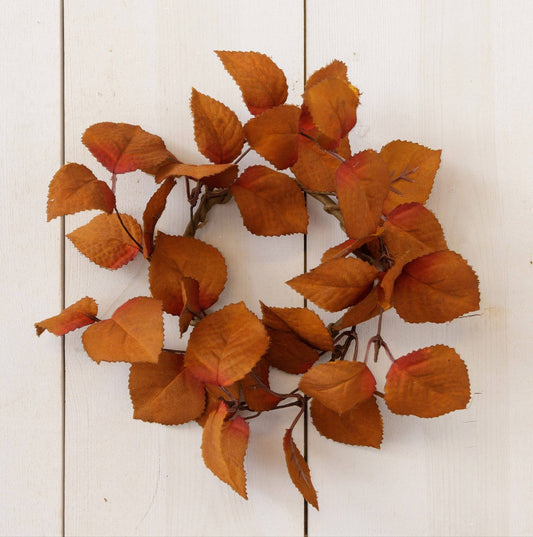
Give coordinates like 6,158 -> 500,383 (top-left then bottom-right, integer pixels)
2,1 -> 532,535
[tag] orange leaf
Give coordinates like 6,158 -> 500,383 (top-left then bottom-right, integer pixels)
287,257 -> 378,312
142,177 -> 176,258
178,277 -> 201,336
201,401 -> 249,498
311,396 -> 383,448
191,88 -> 245,164
380,140 -> 441,214
377,262 -> 404,310
149,232 -> 227,315
299,360 -> 376,414
385,345 -> 470,417
185,302 -> 269,386
336,150 -> 391,240
306,60 -> 348,89
337,287 -> 382,329
82,122 -> 175,175
303,78 -> 359,147
231,165 -> 308,236
240,359 -> 281,412
82,297 -> 163,364
47,163 -> 115,221
129,351 -> 205,425
197,383 -> 239,427
393,250 -> 480,323
155,162 -> 237,188
215,50 -> 288,116
35,296 -> 97,336
320,234 -> 381,263
67,213 -> 141,269
243,105 -> 300,169
283,429 -> 318,510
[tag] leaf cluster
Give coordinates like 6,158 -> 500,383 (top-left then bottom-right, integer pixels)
37,51 -> 480,508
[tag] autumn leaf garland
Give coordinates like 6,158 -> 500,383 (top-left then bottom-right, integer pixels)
36,50 -> 480,508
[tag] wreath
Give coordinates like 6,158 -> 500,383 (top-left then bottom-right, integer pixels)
36,51 -> 480,508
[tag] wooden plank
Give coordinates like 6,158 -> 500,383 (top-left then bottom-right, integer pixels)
305,0 -> 531,535
63,1 -> 305,535
0,2 -> 63,536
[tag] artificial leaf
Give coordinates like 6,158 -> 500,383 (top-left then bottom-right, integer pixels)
155,162 -> 237,188
82,122 -> 175,175
191,88 -> 245,164
216,50 -> 288,115
231,165 -> 308,236
385,345 -> 470,417
67,213 -> 141,269
283,429 -> 318,509
336,150 -> 391,240
320,234 -> 381,263
240,359 -> 281,412
35,296 -> 97,336
142,177 -> 176,258
287,257 -> 378,312
47,163 -> 115,221
299,360 -> 376,414
243,105 -> 300,169
311,396 -> 383,448
129,351 -> 205,425
380,140 -> 441,214
149,233 -> 227,315
377,261 -> 404,310
306,60 -> 348,89
178,277 -> 201,336
336,287 -> 382,329
197,383 -> 240,428
393,250 -> 480,323
82,297 -> 163,364
185,302 -> 269,386
303,78 -> 359,148
202,401 -> 249,499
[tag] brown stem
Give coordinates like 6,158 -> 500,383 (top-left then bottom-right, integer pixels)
373,309 -> 384,363
183,189 -> 233,237
162,347 -> 187,354
298,131 -> 345,163
114,207 -> 143,250
234,145 -> 252,165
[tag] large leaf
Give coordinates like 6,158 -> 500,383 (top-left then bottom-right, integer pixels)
47,163 -> 115,221
35,297 -> 97,336
385,345 -> 470,417
299,360 -> 376,414
287,257 -> 378,312
129,351 -> 205,425
191,88 -> 245,164
149,232 -> 227,315
82,297 -> 163,364
67,213 -> 141,269
243,104 -> 300,169
216,50 -> 288,116
393,250 -> 480,323
202,401 -> 249,499
82,122 -> 175,175
185,302 -> 269,386
231,165 -> 308,236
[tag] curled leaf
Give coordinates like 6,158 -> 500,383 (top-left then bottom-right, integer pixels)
240,359 -> 281,412
35,297 -> 97,336
155,162 -> 237,188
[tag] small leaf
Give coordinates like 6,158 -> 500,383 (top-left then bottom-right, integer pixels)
35,297 -> 97,336
299,360 -> 376,414
283,429 -> 318,510
67,213 -> 141,269
385,345 -> 470,417
191,88 -> 245,164
306,60 -> 348,89
82,122 -> 175,175
202,401 -> 249,499
287,257 -> 378,312
185,302 -> 269,386
393,250 -> 480,323
337,287 -> 382,329
243,105 -> 300,169
320,234 -> 380,263
129,351 -> 205,425
240,359 -> 281,412
47,163 -> 115,221
155,162 -> 237,188
216,50 -> 288,116
336,150 -> 391,240
149,232 -> 227,315
311,397 -> 383,448
231,165 -> 308,236
303,78 -> 359,148
82,297 -> 163,364
380,140 -> 441,214
142,177 -> 176,258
